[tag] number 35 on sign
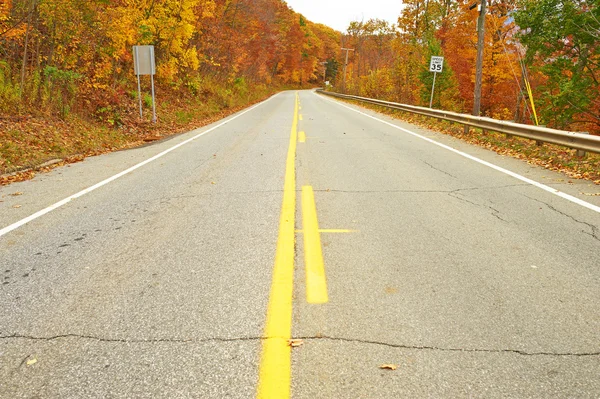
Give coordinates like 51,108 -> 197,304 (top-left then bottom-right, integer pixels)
429,56 -> 444,73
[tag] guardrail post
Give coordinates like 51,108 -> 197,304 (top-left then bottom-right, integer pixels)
464,125 -> 469,134
576,132 -> 589,157
506,121 -> 514,139
536,125 -> 546,146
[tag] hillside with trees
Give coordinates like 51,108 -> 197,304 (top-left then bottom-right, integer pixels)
0,0 -> 340,176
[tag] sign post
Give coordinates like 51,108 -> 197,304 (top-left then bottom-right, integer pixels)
429,56 -> 444,109
133,45 -> 157,123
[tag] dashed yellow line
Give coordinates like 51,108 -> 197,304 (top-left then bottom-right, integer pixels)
256,93 -> 298,399
301,186 -> 329,304
298,131 -> 306,143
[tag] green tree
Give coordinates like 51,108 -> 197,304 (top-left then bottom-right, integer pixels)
418,38 -> 462,110
514,0 -> 600,131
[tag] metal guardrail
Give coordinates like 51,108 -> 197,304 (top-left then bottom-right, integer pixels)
317,89 -> 600,155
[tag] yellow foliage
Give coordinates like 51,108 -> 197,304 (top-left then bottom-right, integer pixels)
181,48 -> 200,71
0,0 -> 11,22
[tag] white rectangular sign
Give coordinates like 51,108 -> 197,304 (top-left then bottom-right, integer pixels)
429,56 -> 444,73
133,45 -> 156,76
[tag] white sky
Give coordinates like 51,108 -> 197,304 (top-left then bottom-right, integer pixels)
284,0 -> 403,33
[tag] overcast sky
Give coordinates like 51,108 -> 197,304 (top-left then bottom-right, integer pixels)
284,0 -> 403,33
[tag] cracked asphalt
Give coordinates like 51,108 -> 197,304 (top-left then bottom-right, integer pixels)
1,90 -> 600,398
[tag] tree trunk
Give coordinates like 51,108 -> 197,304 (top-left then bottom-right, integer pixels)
20,0 -> 36,98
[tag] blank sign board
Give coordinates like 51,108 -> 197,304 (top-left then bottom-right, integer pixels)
133,45 -> 156,76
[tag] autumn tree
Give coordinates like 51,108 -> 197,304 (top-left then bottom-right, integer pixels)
340,19 -> 396,98
437,0 -> 522,118
393,0 -> 462,108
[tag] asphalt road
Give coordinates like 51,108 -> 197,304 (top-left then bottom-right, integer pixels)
1,90 -> 599,398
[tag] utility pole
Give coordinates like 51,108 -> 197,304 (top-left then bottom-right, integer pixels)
341,48 -> 354,92
472,0 -> 486,116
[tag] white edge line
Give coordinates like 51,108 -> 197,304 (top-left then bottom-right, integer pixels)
315,92 -> 600,214
0,93 -> 281,238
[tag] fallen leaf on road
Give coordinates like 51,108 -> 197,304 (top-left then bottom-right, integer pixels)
13,205 -> 22,208
211,181 -> 216,185
26,358 -> 37,366
288,339 -> 304,347
10,192 -> 23,196
385,286 -> 399,294
581,192 -> 600,196
379,364 -> 397,370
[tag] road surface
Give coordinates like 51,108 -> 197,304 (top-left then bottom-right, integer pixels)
1,90 -> 599,398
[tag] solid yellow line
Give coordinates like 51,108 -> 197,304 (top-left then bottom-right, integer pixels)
302,186 -> 329,304
256,93 -> 298,399
298,131 -> 306,143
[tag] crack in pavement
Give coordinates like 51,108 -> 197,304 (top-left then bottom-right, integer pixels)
161,190 -> 283,200
421,160 -> 459,179
315,189 -> 455,194
0,333 -> 261,344
313,184 -> 529,195
451,184 -> 530,193
447,191 -> 508,222
3,333 -> 598,357
131,190 -> 283,205
297,336 -> 600,357
524,195 -> 600,242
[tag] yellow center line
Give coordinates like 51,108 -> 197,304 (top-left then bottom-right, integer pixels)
298,131 -> 306,143
301,186 -> 329,304
299,114 -> 303,121
256,93 -> 298,399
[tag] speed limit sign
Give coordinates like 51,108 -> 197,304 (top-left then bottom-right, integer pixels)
429,56 -> 444,73
429,56 -> 444,108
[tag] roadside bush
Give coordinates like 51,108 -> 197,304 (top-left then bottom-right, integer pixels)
42,66 -> 82,119
0,62 -> 20,114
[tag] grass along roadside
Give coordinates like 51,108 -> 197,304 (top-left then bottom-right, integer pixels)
337,98 -> 600,188
0,83 -> 286,185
